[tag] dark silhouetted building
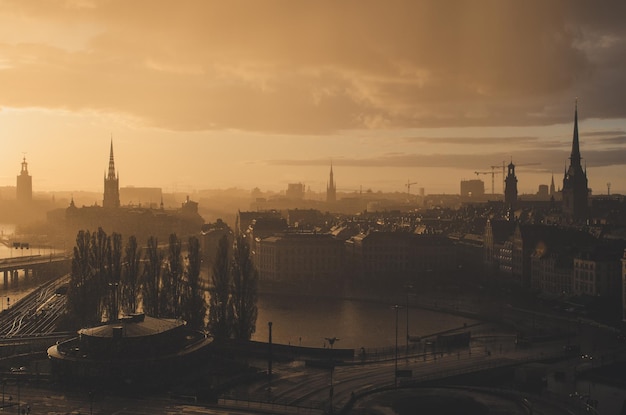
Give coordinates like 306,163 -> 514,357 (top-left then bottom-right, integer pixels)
327,163 -> 336,203
47,313 -> 211,384
103,140 -> 120,209
286,183 -> 305,200
16,157 -> 32,203
460,179 -> 485,198
504,161 -> 518,210
562,102 -> 589,222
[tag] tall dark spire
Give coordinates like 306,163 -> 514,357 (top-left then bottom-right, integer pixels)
103,138 -> 120,208
562,99 -> 588,222
570,99 -> 581,167
326,161 -> 337,203
107,138 -> 117,180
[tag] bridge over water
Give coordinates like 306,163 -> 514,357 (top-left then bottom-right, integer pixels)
0,254 -> 70,290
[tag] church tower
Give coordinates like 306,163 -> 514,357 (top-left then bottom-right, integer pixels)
103,140 -> 120,208
16,156 -> 32,203
562,101 -> 589,222
326,162 -> 336,203
504,160 -> 518,210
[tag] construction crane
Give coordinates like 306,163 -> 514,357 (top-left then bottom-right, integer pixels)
488,161 -> 542,194
405,180 -> 418,194
474,170 -> 502,195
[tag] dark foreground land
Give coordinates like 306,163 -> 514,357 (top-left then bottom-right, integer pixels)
3,275 -> 626,415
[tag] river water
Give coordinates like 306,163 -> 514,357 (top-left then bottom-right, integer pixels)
252,292 -> 478,350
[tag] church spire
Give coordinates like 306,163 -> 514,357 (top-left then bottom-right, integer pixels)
103,137 -> 120,208
570,99 -> 581,167
107,138 -> 117,180
326,161 -> 337,203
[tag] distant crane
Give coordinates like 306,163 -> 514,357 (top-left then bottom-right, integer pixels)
405,180 -> 418,194
474,170 -> 502,195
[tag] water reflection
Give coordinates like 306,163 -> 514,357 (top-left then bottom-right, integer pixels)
253,293 -> 478,349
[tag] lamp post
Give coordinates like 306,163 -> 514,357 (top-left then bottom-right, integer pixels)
405,284 -> 413,362
325,337 -> 339,414
392,304 -> 401,387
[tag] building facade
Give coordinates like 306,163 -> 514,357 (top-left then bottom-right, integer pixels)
256,232 -> 344,282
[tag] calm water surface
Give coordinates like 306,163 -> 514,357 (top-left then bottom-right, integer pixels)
253,293 -> 478,349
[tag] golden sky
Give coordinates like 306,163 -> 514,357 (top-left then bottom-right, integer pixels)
1,0 -> 625,195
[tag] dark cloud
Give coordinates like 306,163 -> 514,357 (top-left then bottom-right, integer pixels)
267,147 -> 626,172
0,0 -> 625,132
403,136 -> 539,145
595,135 -> 626,145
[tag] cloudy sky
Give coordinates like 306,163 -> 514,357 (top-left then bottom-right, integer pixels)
1,0 -> 625,196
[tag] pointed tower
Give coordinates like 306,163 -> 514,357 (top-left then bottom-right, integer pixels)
562,100 -> 589,222
549,174 -> 555,196
16,156 -> 32,203
103,139 -> 120,208
504,160 -> 518,211
326,162 -> 337,203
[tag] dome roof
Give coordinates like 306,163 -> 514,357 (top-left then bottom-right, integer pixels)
78,315 -> 183,338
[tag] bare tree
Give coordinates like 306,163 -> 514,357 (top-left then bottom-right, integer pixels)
181,236 -> 206,330
208,235 -> 232,340
230,234 -> 258,340
68,230 -> 100,327
105,232 -> 123,321
162,233 -> 184,318
141,236 -> 163,317
121,235 -> 142,315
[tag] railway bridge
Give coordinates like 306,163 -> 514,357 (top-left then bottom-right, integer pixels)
0,254 -> 70,290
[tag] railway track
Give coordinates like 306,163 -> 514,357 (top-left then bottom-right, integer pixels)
0,274 -> 69,337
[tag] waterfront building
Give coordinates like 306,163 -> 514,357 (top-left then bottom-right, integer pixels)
256,232 -> 344,283
345,232 -> 456,282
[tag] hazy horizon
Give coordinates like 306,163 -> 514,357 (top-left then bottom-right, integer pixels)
1,1 -> 626,195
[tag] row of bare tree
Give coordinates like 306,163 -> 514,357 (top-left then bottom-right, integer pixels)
67,229 -> 258,340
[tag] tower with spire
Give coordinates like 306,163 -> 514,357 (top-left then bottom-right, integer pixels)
326,162 -> 336,203
103,140 -> 120,208
561,100 -> 589,222
504,160 -> 518,211
16,156 -> 32,203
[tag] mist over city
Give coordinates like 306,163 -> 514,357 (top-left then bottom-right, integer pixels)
1,1 -> 626,414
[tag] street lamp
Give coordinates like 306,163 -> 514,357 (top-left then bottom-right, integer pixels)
325,337 -> 340,414
405,284 -> 413,362
392,304 -> 401,387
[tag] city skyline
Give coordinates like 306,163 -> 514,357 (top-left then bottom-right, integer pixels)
1,1 -> 626,195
